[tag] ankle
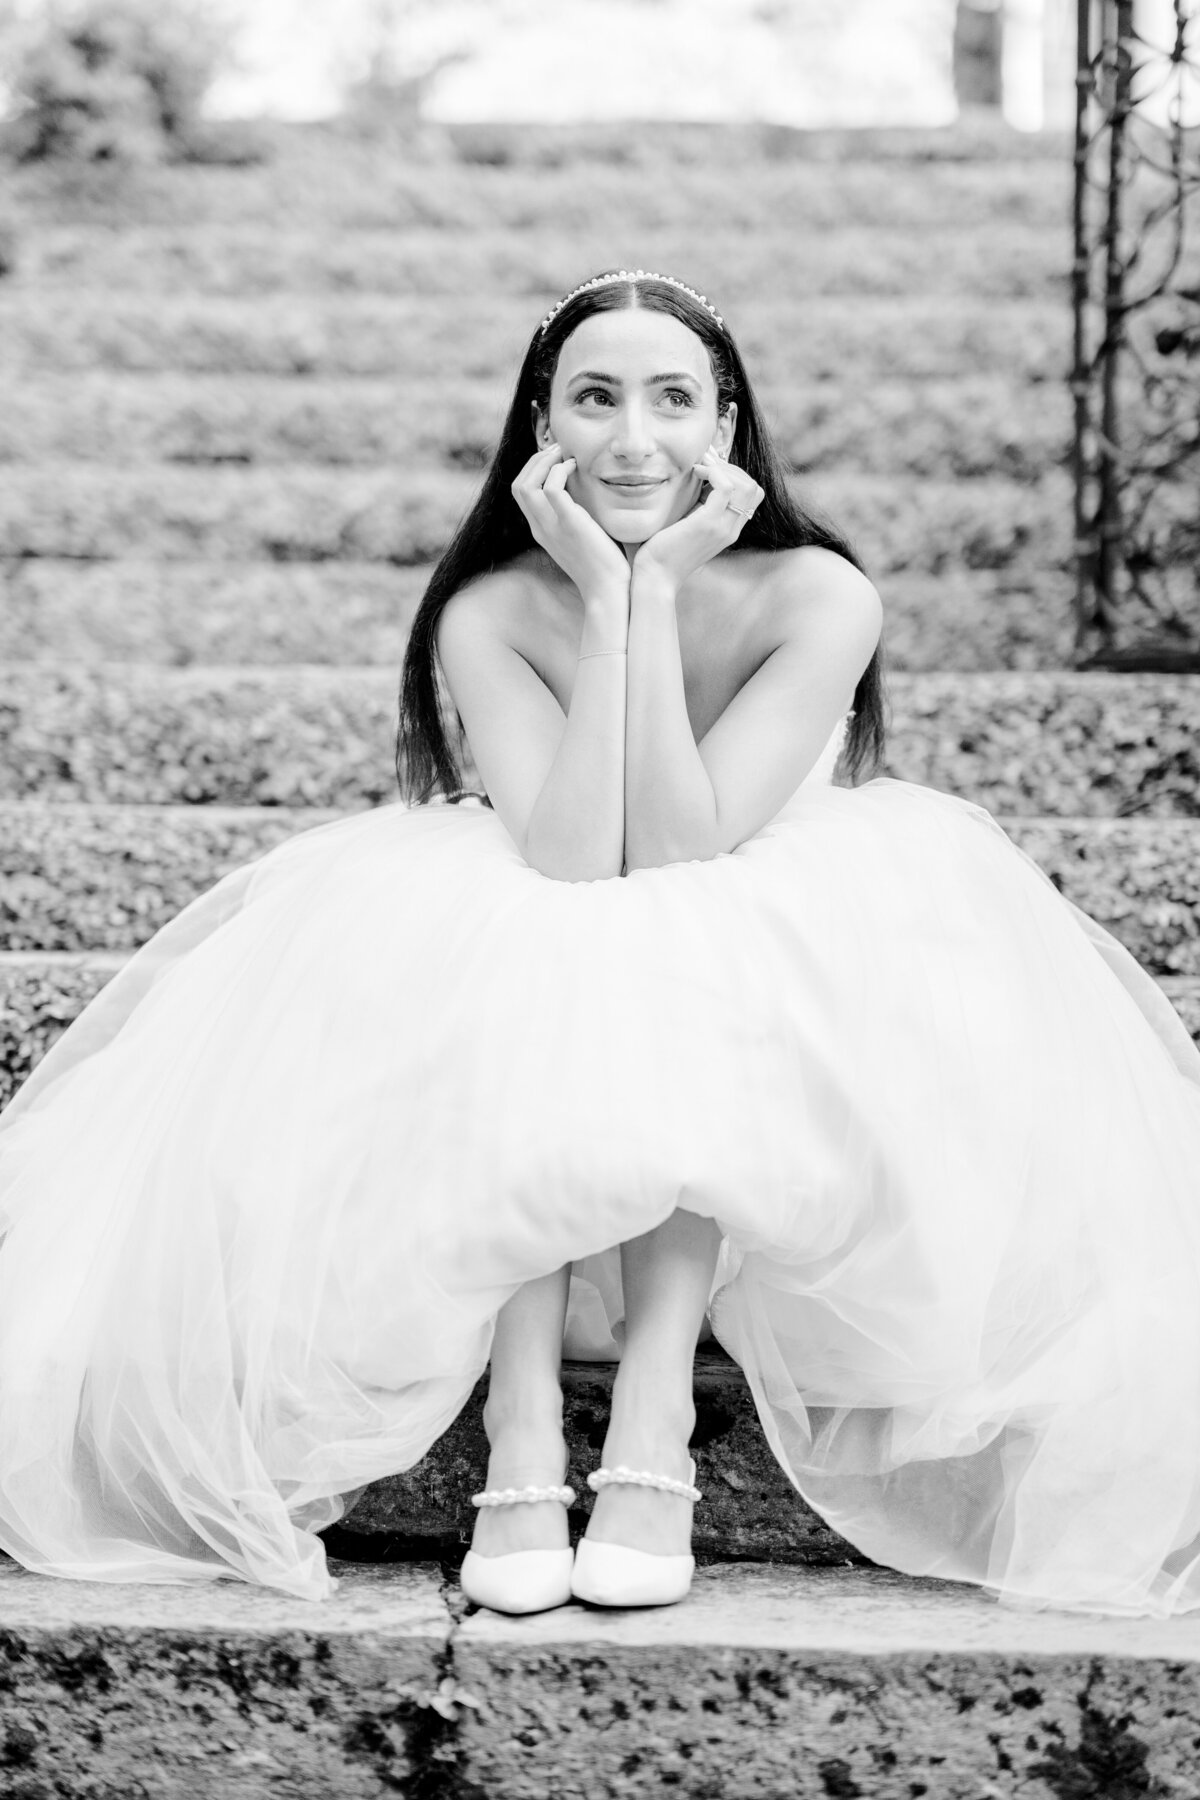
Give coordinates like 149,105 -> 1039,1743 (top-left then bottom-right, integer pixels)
482,1379 -> 564,1443
609,1364 -> 696,1443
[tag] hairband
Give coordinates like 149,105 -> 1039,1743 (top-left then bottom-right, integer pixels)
538,269 -> 725,337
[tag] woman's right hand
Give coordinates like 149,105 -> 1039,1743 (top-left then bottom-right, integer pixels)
511,445 -> 631,610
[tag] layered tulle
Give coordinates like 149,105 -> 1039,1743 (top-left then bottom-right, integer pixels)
2,715 -> 1199,1611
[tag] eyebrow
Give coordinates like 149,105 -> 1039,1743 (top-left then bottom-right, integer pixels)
567,369 -> 702,387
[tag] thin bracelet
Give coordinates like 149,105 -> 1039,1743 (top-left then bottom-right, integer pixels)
578,649 -> 628,660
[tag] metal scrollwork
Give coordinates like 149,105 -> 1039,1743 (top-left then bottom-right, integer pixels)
1072,0 -> 1200,669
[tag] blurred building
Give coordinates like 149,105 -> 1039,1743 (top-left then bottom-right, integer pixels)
202,0 -> 1079,130
8,0 -> 1190,133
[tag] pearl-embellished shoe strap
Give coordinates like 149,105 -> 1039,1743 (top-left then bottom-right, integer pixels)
586,1463 -> 702,1503
470,1483 -> 577,1508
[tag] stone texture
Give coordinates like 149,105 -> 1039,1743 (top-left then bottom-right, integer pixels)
4,803 -> 1200,972
1,666 -> 1199,814
454,1564 -> 1200,1799
0,1559 -> 452,1799
336,1353 -> 865,1568
7,1557 -> 1200,1799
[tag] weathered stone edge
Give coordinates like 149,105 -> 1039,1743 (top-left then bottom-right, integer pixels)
3,1558 -> 1200,1800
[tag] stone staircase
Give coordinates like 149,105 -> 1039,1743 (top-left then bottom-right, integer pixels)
2,121 -> 1199,1795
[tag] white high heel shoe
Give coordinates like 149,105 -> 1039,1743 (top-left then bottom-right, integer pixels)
570,1460 -> 701,1608
458,1480 -> 576,1615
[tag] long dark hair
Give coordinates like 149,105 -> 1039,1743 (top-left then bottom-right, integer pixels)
396,271 -> 886,803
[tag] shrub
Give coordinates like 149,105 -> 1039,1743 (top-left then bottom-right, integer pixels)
1,666 -> 1197,817
3,0 -> 257,165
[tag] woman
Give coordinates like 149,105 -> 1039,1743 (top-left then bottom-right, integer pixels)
1,271 -> 1198,1620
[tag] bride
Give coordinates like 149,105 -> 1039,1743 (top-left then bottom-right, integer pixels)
2,269 -> 1199,1621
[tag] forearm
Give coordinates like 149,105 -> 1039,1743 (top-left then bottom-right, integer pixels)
623,574 -> 719,872
523,598 -> 629,882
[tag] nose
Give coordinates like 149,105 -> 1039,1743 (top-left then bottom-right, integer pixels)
609,399 -> 656,463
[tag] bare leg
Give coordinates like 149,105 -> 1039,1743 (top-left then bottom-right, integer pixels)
585,1208 -> 722,1556
471,1266 -> 571,1558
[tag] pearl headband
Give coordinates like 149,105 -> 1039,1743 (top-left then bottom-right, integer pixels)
538,269 -> 725,338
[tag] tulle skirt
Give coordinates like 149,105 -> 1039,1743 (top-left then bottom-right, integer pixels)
1,774 -> 1199,1612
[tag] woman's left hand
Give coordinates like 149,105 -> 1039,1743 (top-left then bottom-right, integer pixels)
631,449 -> 764,597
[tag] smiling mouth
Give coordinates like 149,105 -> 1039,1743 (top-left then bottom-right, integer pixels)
601,477 -> 669,490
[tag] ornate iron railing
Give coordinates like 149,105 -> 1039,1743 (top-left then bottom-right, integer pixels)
1071,0 -> 1200,668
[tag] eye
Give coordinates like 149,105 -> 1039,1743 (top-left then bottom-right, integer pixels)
660,388 -> 696,409
574,387 -> 614,407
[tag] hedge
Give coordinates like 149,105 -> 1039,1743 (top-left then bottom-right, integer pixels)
0,561 -> 1082,673
0,373 -> 1071,484
0,667 -> 1196,816
0,464 -> 473,563
3,802 -> 1196,974
9,139 -> 1075,235
1004,818 -> 1200,976
0,293 -> 1070,384
0,803 -> 331,952
18,221 -> 1075,304
0,958 -> 118,1111
0,559 -> 425,666
0,466 -> 1074,573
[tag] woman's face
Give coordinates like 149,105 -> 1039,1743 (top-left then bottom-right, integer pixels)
535,306 -> 737,546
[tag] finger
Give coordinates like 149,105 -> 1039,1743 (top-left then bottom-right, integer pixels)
514,444 -> 564,490
542,457 -> 576,497
692,460 -> 736,502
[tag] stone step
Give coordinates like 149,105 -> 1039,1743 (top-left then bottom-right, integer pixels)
2,1555 -> 1199,1798
0,370 -> 1069,482
0,666 -> 1195,815
3,804 -> 1198,976
0,292 -> 1069,383
0,561 -> 1081,673
332,1352 -> 860,1566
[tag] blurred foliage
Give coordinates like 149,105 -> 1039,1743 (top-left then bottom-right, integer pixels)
0,665 -> 1197,818
0,371 -> 1069,483
0,800 -> 1194,974
0,803 -> 329,952
2,0 -> 265,165
0,463 -> 1074,575
0,560 -> 1076,675
0,961 -> 112,1109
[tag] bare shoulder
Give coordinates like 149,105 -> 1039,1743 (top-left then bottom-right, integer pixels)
759,546 -> 882,648
436,552 -> 567,662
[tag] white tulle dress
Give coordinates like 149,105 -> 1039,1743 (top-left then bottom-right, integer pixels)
2,710 -> 1200,1616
